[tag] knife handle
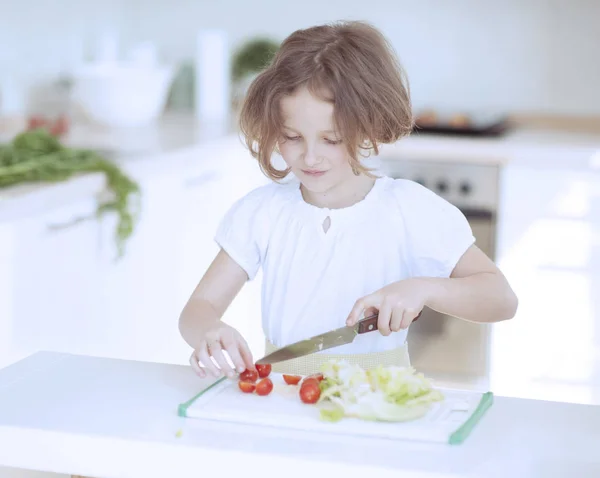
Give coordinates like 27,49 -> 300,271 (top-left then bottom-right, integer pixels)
357,311 -> 423,334
357,314 -> 379,334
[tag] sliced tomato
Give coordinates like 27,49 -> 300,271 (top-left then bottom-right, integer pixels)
283,374 -> 302,385
239,368 -> 258,383
255,363 -> 272,378
299,382 -> 321,404
305,373 -> 324,383
301,377 -> 320,388
238,381 -> 256,394
255,377 -> 273,396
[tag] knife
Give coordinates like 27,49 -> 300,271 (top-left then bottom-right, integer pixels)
256,312 -> 421,365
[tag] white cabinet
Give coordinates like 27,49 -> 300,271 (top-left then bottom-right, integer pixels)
1,145 -> 270,370
2,197 -> 102,368
96,172 -> 189,364
95,166 -> 241,365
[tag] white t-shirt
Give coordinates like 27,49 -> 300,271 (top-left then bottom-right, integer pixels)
214,175 -> 475,354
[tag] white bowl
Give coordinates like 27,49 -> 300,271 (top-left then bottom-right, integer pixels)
72,63 -> 174,127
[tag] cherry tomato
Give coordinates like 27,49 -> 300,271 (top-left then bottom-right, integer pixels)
301,377 -> 320,389
255,378 -> 273,396
49,116 -> 69,136
27,116 -> 47,131
255,363 -> 272,378
299,382 -> 321,404
283,374 -> 302,385
239,368 -> 258,382
305,373 -> 324,383
238,381 -> 256,394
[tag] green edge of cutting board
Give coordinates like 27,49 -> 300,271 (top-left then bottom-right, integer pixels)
177,378 -> 494,445
177,375 -> 227,417
448,391 -> 494,445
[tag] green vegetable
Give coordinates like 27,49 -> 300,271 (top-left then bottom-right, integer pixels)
231,38 -> 280,83
0,129 -> 139,257
318,359 -> 444,423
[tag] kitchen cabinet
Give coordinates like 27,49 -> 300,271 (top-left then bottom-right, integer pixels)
95,157 -> 268,365
0,141 -> 270,371
1,197 -> 102,369
491,164 -> 600,403
96,171 -> 190,365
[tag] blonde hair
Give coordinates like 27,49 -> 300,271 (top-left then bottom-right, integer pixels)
239,20 -> 413,180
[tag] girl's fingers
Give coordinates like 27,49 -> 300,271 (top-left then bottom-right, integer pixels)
209,341 -> 236,378
377,301 -> 394,336
390,308 -> 404,332
237,337 -> 256,371
189,350 -> 206,378
197,343 -> 220,377
346,294 -> 379,326
401,308 -> 420,329
222,337 -> 247,373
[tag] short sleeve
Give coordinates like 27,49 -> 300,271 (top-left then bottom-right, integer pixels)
395,179 -> 475,278
214,185 -> 272,280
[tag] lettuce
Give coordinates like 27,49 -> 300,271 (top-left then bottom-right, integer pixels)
317,360 -> 443,422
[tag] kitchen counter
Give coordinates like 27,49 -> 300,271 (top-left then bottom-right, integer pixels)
2,113 -> 600,221
0,351 -> 598,478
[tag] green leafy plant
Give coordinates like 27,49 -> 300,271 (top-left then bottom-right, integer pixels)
0,129 -> 140,258
231,38 -> 280,83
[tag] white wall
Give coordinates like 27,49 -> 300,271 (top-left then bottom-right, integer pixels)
1,0 -> 599,116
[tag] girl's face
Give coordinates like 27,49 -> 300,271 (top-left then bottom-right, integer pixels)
278,87 -> 356,196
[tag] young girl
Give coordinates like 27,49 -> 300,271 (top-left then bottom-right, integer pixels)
179,21 -> 518,379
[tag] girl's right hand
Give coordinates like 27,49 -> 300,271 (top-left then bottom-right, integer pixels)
189,321 -> 255,379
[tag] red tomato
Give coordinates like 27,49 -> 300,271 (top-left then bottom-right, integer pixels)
301,377 -> 320,389
255,378 -> 273,396
238,381 -> 256,394
299,382 -> 321,404
283,374 -> 302,385
306,373 -> 324,382
239,368 -> 258,383
49,116 -> 69,136
27,116 -> 47,130
255,363 -> 272,378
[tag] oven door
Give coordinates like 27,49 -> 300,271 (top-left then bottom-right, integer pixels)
407,208 -> 495,382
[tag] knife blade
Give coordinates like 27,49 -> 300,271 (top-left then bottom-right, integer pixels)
255,314 -> 381,365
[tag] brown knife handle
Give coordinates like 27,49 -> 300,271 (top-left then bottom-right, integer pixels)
357,314 -> 379,334
357,311 -> 423,334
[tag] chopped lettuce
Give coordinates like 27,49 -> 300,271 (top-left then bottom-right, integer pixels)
317,360 -> 443,423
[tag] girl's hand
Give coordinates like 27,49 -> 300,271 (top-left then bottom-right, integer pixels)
189,321 -> 255,379
346,278 -> 433,336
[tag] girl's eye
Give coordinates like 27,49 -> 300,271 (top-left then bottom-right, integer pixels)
325,138 -> 342,145
283,135 -> 300,141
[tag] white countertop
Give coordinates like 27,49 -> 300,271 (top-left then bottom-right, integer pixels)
0,351 -> 598,478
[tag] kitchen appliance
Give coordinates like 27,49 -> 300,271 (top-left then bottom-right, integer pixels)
413,111 -> 510,137
378,157 -> 500,385
178,373 -> 493,445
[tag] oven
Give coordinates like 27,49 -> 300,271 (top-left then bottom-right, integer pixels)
378,157 -> 500,385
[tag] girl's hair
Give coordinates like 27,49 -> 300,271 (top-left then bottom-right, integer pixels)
239,20 -> 413,180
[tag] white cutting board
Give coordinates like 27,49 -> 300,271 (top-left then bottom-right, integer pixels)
179,373 -> 493,445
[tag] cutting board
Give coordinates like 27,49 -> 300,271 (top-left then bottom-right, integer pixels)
178,373 -> 493,445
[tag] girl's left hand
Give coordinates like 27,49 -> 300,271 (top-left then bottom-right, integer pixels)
346,278 -> 433,336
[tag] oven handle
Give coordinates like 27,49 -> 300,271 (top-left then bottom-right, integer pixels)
459,208 -> 494,220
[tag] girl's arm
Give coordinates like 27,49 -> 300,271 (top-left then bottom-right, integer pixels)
179,249 -> 254,376
419,244 -> 518,323
347,245 -> 518,334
